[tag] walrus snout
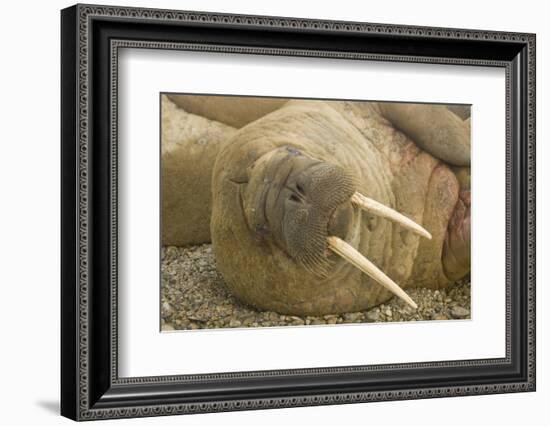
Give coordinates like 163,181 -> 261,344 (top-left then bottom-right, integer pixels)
242,146 -> 358,276
282,161 -> 357,275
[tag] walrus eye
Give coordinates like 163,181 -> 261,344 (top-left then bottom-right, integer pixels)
286,146 -> 302,156
325,192 -> 432,310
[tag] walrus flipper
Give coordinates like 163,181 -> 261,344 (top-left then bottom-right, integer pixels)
167,94 -> 287,128
378,102 -> 471,167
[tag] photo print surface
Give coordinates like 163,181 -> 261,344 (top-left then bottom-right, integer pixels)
160,94 -> 471,331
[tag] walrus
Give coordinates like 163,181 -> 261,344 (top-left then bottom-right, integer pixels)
162,95 -> 471,316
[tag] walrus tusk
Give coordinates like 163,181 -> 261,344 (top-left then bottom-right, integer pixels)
327,236 -> 418,309
351,192 -> 432,240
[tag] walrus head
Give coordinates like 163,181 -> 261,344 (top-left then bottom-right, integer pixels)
239,146 -> 431,309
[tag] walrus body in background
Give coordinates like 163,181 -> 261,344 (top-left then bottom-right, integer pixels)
162,95 -> 471,316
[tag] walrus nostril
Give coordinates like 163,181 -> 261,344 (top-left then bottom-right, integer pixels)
289,194 -> 301,203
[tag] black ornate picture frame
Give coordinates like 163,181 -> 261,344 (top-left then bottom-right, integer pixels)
61,3 -> 536,421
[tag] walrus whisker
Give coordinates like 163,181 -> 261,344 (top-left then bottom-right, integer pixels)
351,192 -> 432,240
327,236 -> 418,309
300,247 -> 332,277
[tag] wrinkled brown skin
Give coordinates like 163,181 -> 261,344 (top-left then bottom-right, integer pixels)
209,100 -> 471,315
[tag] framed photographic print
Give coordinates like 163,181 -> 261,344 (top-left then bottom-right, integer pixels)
60,3 -> 536,421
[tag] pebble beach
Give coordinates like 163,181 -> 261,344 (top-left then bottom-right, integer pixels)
161,244 -> 471,331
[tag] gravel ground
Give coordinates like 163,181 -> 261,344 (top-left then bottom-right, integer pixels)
161,244 -> 471,331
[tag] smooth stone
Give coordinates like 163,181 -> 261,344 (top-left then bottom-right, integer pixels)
366,311 -> 380,322
450,306 -> 470,318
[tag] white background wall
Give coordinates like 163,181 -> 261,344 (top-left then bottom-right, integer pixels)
0,0 -> 546,424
